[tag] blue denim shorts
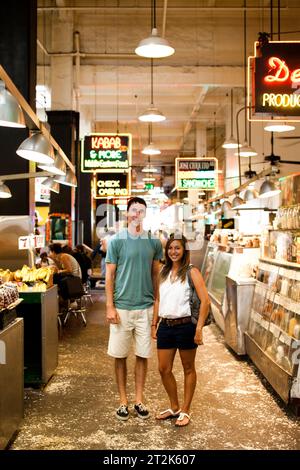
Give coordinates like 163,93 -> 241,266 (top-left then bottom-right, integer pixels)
157,321 -> 198,350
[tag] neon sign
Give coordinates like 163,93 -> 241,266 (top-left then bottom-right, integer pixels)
81,133 -> 132,172
93,172 -> 131,199
248,41 -> 300,120
264,57 -> 300,84
175,158 -> 218,192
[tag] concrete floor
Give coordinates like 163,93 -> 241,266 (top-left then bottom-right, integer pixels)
10,291 -> 300,451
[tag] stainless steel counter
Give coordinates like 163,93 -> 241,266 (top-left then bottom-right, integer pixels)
0,318 -> 24,449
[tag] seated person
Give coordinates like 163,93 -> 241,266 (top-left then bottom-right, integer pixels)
49,243 -> 82,279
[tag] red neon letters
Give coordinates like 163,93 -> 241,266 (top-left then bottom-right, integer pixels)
264,57 -> 300,84
91,136 -> 122,150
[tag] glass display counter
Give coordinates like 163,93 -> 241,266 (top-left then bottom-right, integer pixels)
202,242 -> 259,333
16,286 -> 58,386
245,258 -> 300,409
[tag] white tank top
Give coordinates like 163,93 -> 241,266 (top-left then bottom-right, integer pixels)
159,273 -> 191,319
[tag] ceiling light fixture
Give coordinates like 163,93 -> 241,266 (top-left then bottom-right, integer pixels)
258,178 -> 281,198
135,0 -> 175,58
17,132 -> 54,165
142,123 -> 161,155
222,89 -> 240,149
264,120 -> 295,133
41,177 -> 60,193
243,187 -> 259,202
53,168 -> 77,188
232,194 -> 244,209
142,176 -> 156,182
38,149 -> 66,176
141,164 -> 158,173
138,59 -> 166,123
0,80 -> 26,128
238,142 -> 258,157
0,180 -> 12,198
221,200 -> 232,212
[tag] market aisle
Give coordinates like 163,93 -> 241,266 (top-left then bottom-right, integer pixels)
11,293 -> 300,450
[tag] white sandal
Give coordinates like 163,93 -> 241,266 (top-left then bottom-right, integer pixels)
175,412 -> 191,427
155,408 -> 181,420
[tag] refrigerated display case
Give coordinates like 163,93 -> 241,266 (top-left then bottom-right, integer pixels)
245,258 -> 300,409
202,242 -> 259,333
225,276 -> 256,355
206,249 -> 232,331
0,318 -> 24,449
16,286 -> 58,385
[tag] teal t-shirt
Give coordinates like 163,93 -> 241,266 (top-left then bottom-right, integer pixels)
106,229 -> 163,310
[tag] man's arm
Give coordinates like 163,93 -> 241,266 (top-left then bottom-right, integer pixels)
151,260 -> 161,302
105,263 -> 120,323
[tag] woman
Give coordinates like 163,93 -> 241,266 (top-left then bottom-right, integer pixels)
152,234 -> 210,427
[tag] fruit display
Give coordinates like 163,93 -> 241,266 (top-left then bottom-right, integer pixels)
0,265 -> 55,290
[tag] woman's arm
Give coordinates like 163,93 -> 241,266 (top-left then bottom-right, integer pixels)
190,267 -> 210,344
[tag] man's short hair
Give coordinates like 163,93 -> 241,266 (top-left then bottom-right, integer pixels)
127,197 -> 147,212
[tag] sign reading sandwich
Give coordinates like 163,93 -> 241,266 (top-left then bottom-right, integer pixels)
175,158 -> 217,191
82,133 -> 132,172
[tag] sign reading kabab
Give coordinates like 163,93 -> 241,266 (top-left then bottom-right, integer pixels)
175,158 -> 217,191
82,133 -> 132,172
249,41 -> 300,119
93,173 -> 131,199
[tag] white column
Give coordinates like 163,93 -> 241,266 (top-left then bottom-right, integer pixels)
50,11 -> 74,110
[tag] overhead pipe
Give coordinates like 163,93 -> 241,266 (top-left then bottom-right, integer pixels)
37,39 -> 137,59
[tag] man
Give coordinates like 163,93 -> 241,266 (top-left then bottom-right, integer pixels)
106,197 -> 163,421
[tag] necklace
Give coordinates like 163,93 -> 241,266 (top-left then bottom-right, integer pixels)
170,271 -> 178,283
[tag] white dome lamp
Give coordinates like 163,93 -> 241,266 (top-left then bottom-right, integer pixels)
17,132 -> 54,165
264,118 -> 295,133
222,89 -> 240,149
0,180 -> 12,198
243,187 -> 259,202
138,59 -> 166,123
135,1 -> 175,59
232,193 -> 244,209
258,178 -> 281,199
0,80 -> 25,128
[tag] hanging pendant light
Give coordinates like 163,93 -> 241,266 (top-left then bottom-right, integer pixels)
142,176 -> 156,182
54,168 -> 77,187
221,200 -> 232,212
0,180 -> 12,198
237,141 -> 258,157
17,132 -> 54,165
138,59 -> 166,123
232,193 -> 244,209
222,89 -> 240,149
135,1 -> 175,58
0,80 -> 26,128
41,177 -> 60,194
243,187 -> 259,202
142,143 -> 161,155
258,178 -> 281,198
142,123 -> 161,155
264,121 -> 295,133
141,164 -> 158,173
38,149 -> 66,176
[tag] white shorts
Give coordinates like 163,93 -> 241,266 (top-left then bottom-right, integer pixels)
107,307 -> 153,359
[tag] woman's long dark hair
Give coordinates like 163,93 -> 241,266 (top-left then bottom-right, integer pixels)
160,234 -> 190,284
